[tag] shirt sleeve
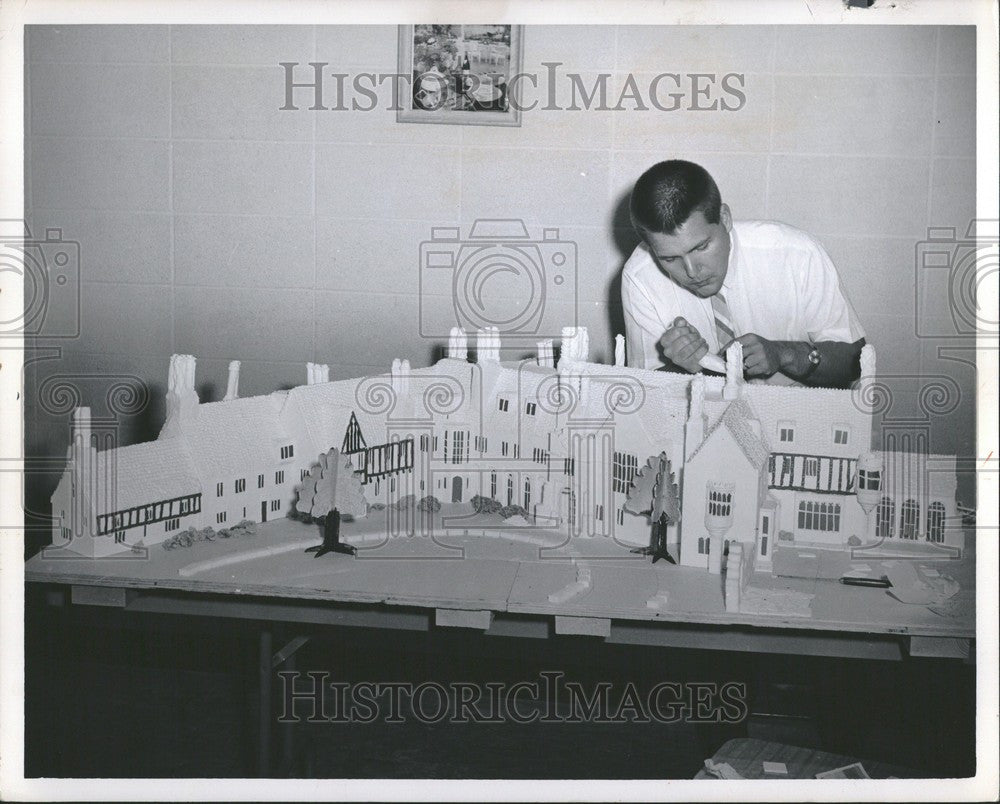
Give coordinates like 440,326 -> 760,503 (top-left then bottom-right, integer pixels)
622,271 -> 668,370
797,238 -> 867,344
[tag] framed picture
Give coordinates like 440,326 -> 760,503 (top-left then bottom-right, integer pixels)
397,24 -> 524,126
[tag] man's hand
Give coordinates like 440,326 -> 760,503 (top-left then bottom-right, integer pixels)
727,333 -> 786,378
659,317 -> 709,373
722,335 -> 867,388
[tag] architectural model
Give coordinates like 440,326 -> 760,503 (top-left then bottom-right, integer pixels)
50,326 -> 964,595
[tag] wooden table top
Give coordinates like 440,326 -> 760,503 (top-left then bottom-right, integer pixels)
25,510 -> 976,644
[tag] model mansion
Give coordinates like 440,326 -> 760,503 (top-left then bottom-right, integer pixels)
51,326 -> 963,571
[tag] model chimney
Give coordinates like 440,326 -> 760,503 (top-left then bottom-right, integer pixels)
476,327 -> 500,363
70,406 -> 97,540
399,359 -> 411,395
161,354 -> 199,438
537,339 -> 554,368
685,374 -> 706,459
224,360 -> 241,400
558,326 -> 589,368
614,334 -> 625,367
390,358 -> 403,394
447,327 -> 468,360
306,362 -> 330,386
860,344 -> 876,380
855,343 -> 879,450
723,340 -> 743,400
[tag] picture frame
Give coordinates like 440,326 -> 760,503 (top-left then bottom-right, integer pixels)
396,24 -> 524,127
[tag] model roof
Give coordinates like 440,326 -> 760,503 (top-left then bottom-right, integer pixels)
688,397 -> 770,471
95,437 -> 200,513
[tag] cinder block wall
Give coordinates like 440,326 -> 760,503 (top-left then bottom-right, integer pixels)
23,24 -> 978,535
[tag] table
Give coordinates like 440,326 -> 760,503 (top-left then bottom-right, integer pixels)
25,513 -> 976,774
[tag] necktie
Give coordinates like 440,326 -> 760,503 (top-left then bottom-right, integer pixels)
711,290 -> 736,351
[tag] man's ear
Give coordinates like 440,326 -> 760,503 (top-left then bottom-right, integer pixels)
720,203 -> 732,231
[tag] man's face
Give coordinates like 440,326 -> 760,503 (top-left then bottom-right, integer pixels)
645,204 -> 732,298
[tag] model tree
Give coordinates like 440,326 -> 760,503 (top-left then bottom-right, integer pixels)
624,451 -> 680,564
297,448 -> 367,558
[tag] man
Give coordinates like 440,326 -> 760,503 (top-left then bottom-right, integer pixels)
622,160 -> 866,388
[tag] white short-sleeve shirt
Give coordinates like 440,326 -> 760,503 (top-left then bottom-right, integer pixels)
621,220 -> 866,380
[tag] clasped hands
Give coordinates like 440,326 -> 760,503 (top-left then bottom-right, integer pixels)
658,316 -> 784,377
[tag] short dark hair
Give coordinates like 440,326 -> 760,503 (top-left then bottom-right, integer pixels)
629,160 -> 722,236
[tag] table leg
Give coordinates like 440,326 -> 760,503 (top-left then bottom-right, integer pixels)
257,631 -> 311,777
280,651 -> 297,774
258,627 -> 273,776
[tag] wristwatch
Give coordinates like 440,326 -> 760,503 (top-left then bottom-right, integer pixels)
801,347 -> 822,379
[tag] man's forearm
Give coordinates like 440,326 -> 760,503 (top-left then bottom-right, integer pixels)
776,338 -> 866,388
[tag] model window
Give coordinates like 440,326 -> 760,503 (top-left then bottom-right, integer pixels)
525,402 -> 537,416
858,469 -> 881,491
451,431 -> 465,464
901,499 -> 920,539
797,501 -> 841,532
216,482 -> 224,497
498,398 -> 509,412
707,489 -> 732,517
927,502 -> 946,543
613,452 -> 639,494
833,427 -> 849,445
876,497 -> 895,539
778,421 -> 794,443
803,458 -> 819,477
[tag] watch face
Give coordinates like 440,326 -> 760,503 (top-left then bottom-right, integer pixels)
809,349 -> 821,365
